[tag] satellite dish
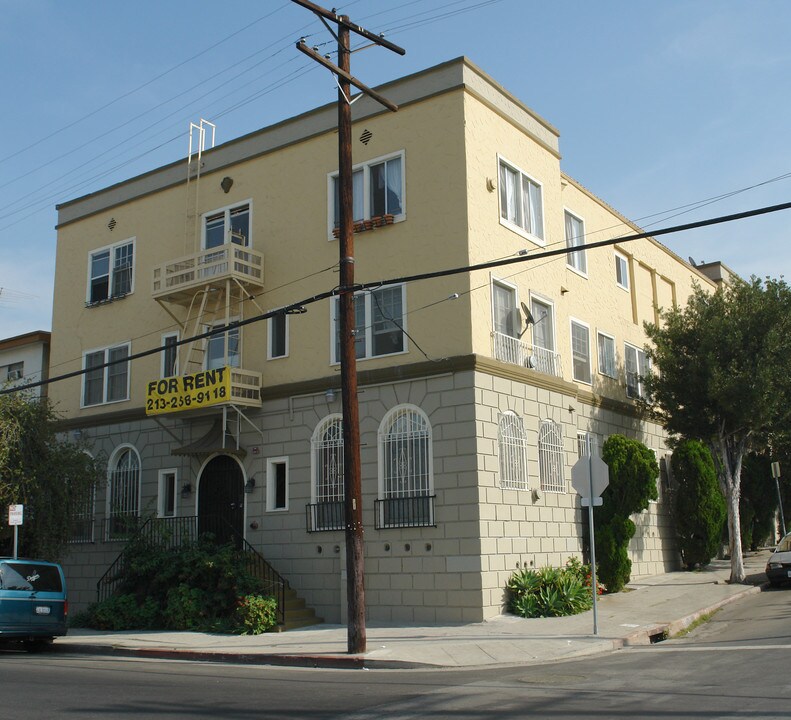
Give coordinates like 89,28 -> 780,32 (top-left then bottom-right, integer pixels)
525,355 -> 538,369
688,256 -> 697,267
521,302 -> 535,326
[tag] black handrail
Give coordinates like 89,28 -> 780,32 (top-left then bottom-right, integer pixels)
96,515 -> 286,625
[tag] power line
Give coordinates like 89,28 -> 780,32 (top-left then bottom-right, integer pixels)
5,198 -> 790,398
0,3 -> 294,168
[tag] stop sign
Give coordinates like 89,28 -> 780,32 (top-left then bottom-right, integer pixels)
571,455 -> 609,500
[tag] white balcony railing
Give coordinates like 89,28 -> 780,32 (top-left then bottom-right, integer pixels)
492,331 -> 562,378
152,244 -> 264,301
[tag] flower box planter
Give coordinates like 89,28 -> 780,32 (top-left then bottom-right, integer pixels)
332,214 -> 396,238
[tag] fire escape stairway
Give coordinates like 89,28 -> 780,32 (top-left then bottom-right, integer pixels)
96,516 -> 322,631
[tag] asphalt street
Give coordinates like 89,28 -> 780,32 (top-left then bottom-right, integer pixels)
2,587 -> 789,719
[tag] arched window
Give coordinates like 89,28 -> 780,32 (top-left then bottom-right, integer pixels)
498,411 -> 528,490
309,415 -> 344,531
106,445 -> 141,540
377,405 -> 434,528
538,420 -> 565,493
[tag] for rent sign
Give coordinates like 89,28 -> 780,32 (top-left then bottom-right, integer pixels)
146,367 -> 231,415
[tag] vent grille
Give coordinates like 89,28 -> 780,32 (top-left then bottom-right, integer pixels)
107,218 -> 117,231
359,129 -> 372,145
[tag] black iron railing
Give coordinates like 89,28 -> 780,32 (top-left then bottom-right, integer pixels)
374,495 -> 436,529
96,515 -> 286,624
305,501 -> 345,532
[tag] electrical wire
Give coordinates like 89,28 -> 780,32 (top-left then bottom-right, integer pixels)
5,198 -> 791,397
0,3 -> 294,168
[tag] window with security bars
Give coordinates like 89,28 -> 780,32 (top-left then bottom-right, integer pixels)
70,484 -> 95,544
538,420 -> 565,493
107,447 -> 140,540
309,415 -> 345,531
577,431 -> 599,458
377,406 -> 434,528
498,411 -> 529,490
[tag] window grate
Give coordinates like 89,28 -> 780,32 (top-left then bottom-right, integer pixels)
539,420 -> 565,493
499,412 -> 528,490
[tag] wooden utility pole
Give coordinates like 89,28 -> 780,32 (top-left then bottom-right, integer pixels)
292,0 -> 404,655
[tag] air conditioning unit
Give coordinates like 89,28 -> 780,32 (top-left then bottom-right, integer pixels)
7,370 -> 23,381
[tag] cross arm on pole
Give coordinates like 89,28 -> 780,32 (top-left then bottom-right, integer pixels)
296,40 -> 399,112
291,0 -> 406,56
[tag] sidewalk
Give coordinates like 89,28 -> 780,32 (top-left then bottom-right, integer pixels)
53,550 -> 771,670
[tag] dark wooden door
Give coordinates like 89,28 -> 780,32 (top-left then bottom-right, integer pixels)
197,455 -> 244,546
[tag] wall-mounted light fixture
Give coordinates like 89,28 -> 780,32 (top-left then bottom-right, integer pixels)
325,388 -> 336,402
180,483 -> 193,499
244,477 -> 256,494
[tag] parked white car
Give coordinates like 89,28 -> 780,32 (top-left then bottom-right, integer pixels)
766,532 -> 791,588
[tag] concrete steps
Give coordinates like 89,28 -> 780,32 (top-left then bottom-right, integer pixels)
276,586 -> 323,632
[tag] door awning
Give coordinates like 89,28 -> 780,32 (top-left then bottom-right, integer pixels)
172,418 -> 246,458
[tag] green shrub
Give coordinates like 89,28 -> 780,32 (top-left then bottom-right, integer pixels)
671,439 -> 726,568
86,594 -> 159,630
235,594 -> 279,634
506,558 -> 596,618
82,534 -> 278,633
594,435 -> 658,593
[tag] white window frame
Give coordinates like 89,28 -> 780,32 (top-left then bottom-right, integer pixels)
538,420 -> 565,494
377,404 -> 433,500
491,277 -> 519,339
266,456 -> 289,512
6,362 -> 23,381
497,155 -> 545,245
81,342 -> 131,408
330,284 -> 407,364
327,150 -> 406,236
161,332 -> 179,378
615,250 -> 630,291
86,237 -> 136,305
205,320 -> 240,371
157,469 -> 178,518
498,411 -> 529,490
597,330 -> 617,379
106,444 -> 141,540
529,294 -> 556,352
268,313 -> 289,360
625,343 -> 651,399
564,209 -> 587,276
570,318 -> 592,384
201,200 -> 252,249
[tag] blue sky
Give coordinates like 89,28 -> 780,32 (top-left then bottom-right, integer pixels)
2,0 -> 790,337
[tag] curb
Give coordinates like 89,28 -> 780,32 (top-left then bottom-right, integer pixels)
622,581 -> 767,646
48,641 -> 427,670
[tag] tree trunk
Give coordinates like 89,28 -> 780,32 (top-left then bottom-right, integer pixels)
711,436 -> 747,584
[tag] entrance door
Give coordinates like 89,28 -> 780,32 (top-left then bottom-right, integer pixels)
197,455 -> 244,546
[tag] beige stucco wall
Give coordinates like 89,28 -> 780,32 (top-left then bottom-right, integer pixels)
51,89 -> 476,419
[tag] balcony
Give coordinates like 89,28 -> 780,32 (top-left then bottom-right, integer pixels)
229,368 -> 263,407
492,331 -> 562,377
152,244 -> 264,305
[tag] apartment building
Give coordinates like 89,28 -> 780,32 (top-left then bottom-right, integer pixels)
50,57 -> 715,623
0,330 -> 50,397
